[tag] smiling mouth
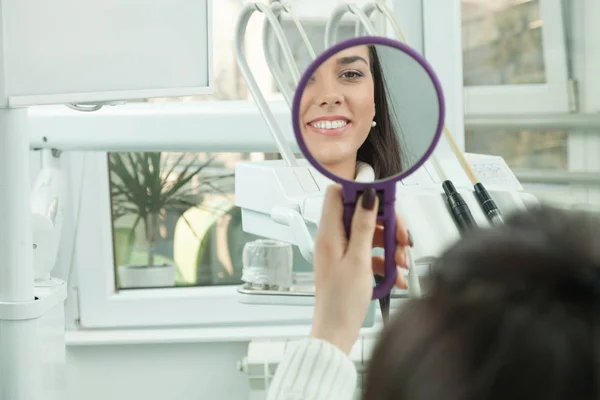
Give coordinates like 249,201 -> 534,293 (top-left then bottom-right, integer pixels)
307,119 -> 351,136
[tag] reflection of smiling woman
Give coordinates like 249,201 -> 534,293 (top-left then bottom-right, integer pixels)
300,45 -> 403,182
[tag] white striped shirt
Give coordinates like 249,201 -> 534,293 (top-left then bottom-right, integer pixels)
267,338 -> 357,400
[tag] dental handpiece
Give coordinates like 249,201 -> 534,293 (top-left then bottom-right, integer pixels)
442,180 -> 477,232
474,183 -> 504,226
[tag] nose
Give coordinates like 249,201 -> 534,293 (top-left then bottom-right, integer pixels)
318,93 -> 343,107
314,81 -> 343,108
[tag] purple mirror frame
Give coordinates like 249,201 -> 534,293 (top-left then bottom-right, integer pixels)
292,36 -> 446,299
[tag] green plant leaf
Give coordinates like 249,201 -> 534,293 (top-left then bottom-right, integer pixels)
163,155 -> 217,199
109,153 -> 147,210
127,214 -> 143,254
161,153 -> 188,187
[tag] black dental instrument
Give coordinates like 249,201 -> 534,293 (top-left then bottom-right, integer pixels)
474,182 -> 504,226
441,126 -> 505,227
442,180 -> 477,232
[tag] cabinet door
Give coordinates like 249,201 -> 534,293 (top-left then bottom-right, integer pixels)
3,0 -> 212,106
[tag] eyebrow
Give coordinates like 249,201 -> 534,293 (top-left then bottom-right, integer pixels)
336,55 -> 368,66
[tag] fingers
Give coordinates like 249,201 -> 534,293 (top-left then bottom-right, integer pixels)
315,184 -> 345,258
372,256 -> 408,289
373,213 -> 411,248
395,213 -> 411,247
346,188 -> 379,263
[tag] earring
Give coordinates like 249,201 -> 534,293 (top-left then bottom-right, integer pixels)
371,120 -> 377,128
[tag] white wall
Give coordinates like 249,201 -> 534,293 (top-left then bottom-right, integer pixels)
67,342 -> 250,400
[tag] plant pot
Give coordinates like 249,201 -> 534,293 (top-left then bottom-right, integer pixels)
117,263 -> 176,289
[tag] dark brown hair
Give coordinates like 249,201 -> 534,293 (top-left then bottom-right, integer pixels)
357,46 -> 405,180
363,205 -> 600,400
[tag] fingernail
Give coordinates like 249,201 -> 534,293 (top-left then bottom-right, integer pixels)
361,188 -> 376,210
407,229 -> 414,247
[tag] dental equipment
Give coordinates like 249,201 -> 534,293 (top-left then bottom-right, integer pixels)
263,2 -> 316,107
235,2 -> 539,310
325,3 -> 380,47
443,126 -> 505,226
31,150 -> 65,282
235,2 -> 299,167
442,180 -> 478,231
359,2 -> 407,40
357,1 -> 505,228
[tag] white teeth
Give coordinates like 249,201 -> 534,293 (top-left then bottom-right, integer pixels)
310,120 -> 348,130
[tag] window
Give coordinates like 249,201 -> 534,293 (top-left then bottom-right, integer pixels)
462,0 -> 571,114
74,0 -> 321,328
111,152 -> 257,290
461,0 -> 570,173
463,0 -> 546,86
107,0 -> 394,293
462,0 -> 600,212
465,129 -> 568,170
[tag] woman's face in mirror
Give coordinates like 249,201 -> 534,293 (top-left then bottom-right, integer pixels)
299,45 -> 375,177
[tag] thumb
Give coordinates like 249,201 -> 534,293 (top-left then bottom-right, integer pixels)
346,188 -> 379,262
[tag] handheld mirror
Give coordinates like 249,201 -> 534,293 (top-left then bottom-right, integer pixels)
292,36 -> 445,299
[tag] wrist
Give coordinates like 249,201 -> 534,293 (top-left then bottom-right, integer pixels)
310,324 -> 358,355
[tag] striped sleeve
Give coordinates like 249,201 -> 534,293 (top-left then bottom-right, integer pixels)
267,338 -> 358,400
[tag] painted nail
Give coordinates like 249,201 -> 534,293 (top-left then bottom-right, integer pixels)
361,188 -> 376,210
407,229 -> 414,247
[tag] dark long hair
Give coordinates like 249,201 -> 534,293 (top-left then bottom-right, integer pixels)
363,205 -> 600,400
356,46 -> 405,179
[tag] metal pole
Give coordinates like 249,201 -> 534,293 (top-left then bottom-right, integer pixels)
235,3 -> 298,167
0,107 -> 40,400
0,108 -> 34,301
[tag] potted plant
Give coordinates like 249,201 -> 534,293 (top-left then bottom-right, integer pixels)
109,152 -> 231,289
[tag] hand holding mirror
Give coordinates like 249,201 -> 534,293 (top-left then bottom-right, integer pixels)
292,36 -> 445,299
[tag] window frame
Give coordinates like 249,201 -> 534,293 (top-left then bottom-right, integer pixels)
54,101 -> 324,329
48,0 -> 596,330
462,0 -> 572,115
42,1 -> 438,330
575,0 -> 600,207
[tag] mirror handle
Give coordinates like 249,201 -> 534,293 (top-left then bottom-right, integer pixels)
343,198 -> 398,300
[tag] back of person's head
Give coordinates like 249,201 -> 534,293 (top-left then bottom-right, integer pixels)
363,205 -> 600,400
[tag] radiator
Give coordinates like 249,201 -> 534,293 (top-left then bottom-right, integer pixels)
237,336 -> 378,400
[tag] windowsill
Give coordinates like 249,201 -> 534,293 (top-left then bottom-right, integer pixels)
65,320 -> 385,347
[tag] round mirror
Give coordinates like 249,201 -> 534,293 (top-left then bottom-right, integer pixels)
292,36 -> 446,299
292,36 -> 445,184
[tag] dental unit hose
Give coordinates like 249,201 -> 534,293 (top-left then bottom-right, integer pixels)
442,180 -> 477,232
474,183 -> 504,226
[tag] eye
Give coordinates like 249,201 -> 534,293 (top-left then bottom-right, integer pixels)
340,70 -> 363,80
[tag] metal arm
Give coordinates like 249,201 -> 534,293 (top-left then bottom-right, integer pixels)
359,2 -> 408,42
262,2 -> 315,107
235,3 -> 298,166
325,4 -> 378,48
